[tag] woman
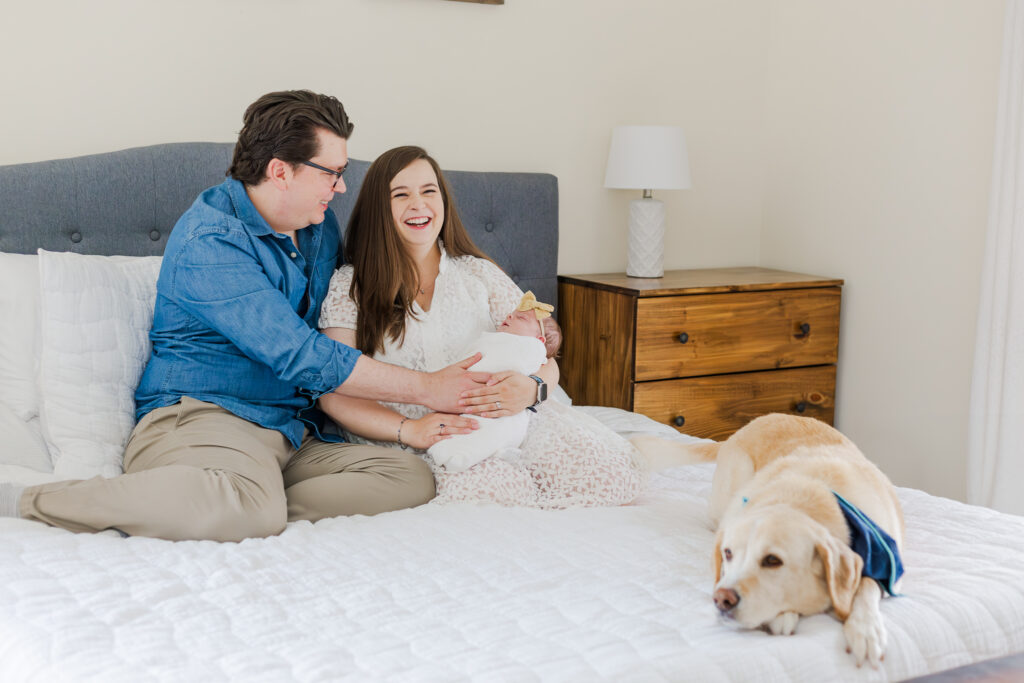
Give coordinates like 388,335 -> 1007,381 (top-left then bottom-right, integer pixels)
318,146 -> 644,507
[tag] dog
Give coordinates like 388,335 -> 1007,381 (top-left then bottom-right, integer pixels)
632,413 -> 905,667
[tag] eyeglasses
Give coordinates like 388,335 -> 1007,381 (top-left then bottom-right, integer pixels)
301,160 -> 346,189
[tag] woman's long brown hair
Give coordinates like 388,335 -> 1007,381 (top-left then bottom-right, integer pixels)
344,146 -> 491,354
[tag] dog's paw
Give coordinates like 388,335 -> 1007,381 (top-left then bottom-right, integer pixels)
843,611 -> 886,668
766,611 -> 800,635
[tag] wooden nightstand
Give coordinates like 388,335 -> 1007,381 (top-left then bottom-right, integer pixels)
557,267 -> 843,440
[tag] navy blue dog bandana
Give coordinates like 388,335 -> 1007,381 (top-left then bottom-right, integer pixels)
833,491 -> 904,595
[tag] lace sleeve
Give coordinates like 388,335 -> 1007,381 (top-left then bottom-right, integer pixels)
318,266 -> 358,330
465,258 -> 524,328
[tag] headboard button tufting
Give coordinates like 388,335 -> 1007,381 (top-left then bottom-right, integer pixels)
149,230 -> 161,241
485,222 -> 495,232
70,231 -> 82,243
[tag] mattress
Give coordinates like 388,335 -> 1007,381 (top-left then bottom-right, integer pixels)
0,436 -> 1021,682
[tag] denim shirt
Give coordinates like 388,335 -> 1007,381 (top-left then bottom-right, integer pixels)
134,178 -> 361,448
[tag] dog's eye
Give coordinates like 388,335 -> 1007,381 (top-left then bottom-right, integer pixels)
723,548 -> 733,561
761,554 -> 783,568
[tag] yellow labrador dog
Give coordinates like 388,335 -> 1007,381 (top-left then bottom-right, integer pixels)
633,414 -> 904,667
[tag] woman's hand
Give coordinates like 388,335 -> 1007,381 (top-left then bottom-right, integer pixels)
402,412 -> 479,450
458,371 -> 536,418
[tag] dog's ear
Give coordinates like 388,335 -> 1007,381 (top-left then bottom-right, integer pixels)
712,529 -> 724,583
814,532 -> 863,620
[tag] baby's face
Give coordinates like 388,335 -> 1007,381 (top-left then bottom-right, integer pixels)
500,310 -> 542,338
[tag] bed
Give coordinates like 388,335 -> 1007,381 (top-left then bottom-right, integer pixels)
1,144 -> 1023,682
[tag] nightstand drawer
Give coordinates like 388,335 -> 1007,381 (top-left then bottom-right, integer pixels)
633,365 -> 836,440
635,287 -> 841,381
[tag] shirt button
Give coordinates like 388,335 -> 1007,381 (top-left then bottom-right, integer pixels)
290,252 -> 298,258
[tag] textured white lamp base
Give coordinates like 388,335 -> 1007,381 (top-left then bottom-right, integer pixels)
626,198 -> 665,278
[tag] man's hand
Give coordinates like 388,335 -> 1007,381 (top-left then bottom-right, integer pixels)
421,353 -> 491,414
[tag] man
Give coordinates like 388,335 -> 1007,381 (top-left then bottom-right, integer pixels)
0,90 -> 484,541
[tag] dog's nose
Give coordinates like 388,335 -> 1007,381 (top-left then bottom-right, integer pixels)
714,587 -> 740,613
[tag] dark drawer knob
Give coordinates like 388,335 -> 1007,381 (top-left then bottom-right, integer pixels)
794,323 -> 810,339
673,416 -> 685,427
677,333 -> 689,344
795,402 -> 807,413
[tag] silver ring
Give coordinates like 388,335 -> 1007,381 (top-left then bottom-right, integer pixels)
495,401 -> 502,410
439,423 -> 445,435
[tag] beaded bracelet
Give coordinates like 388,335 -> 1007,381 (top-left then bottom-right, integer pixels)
396,416 -> 409,450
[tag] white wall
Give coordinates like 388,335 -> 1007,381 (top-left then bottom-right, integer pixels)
0,0 -> 767,275
760,0 -> 1005,499
0,0 -> 1006,499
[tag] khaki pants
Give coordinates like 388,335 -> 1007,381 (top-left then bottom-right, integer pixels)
19,398 -> 434,542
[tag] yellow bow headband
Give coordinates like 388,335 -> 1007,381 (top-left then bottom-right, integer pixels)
516,291 -> 554,320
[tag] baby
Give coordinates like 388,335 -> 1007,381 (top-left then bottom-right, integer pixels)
427,292 -> 562,472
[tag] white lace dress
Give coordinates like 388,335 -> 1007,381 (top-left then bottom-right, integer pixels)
318,246 -> 646,508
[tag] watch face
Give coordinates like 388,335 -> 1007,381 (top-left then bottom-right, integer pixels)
529,375 -> 547,406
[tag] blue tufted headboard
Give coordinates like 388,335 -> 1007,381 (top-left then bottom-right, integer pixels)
0,142 -> 559,308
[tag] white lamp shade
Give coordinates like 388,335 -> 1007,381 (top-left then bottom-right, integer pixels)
603,125 -> 691,190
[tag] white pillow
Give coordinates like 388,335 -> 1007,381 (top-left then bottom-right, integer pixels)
549,383 -> 572,405
0,252 -> 51,472
0,407 -> 52,472
0,463 -> 63,487
37,250 -> 162,480
0,252 -> 41,421
572,405 -> 706,442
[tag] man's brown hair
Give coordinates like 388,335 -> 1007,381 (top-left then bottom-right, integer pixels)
228,90 -> 354,186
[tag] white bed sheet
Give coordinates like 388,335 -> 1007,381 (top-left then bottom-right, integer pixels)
0,447 -> 1022,682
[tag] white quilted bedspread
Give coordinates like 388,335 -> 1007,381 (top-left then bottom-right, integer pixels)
0,463 -> 1022,682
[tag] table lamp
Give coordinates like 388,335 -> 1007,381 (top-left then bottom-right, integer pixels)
603,125 -> 691,278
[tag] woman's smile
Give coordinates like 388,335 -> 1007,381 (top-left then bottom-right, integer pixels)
405,216 -> 432,229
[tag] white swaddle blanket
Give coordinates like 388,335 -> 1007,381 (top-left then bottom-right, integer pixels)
427,332 -> 547,472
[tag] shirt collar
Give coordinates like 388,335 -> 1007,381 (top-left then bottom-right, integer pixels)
225,177 -> 329,239
224,178 -> 277,237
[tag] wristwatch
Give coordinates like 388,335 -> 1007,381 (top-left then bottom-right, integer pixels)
528,375 -> 547,410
